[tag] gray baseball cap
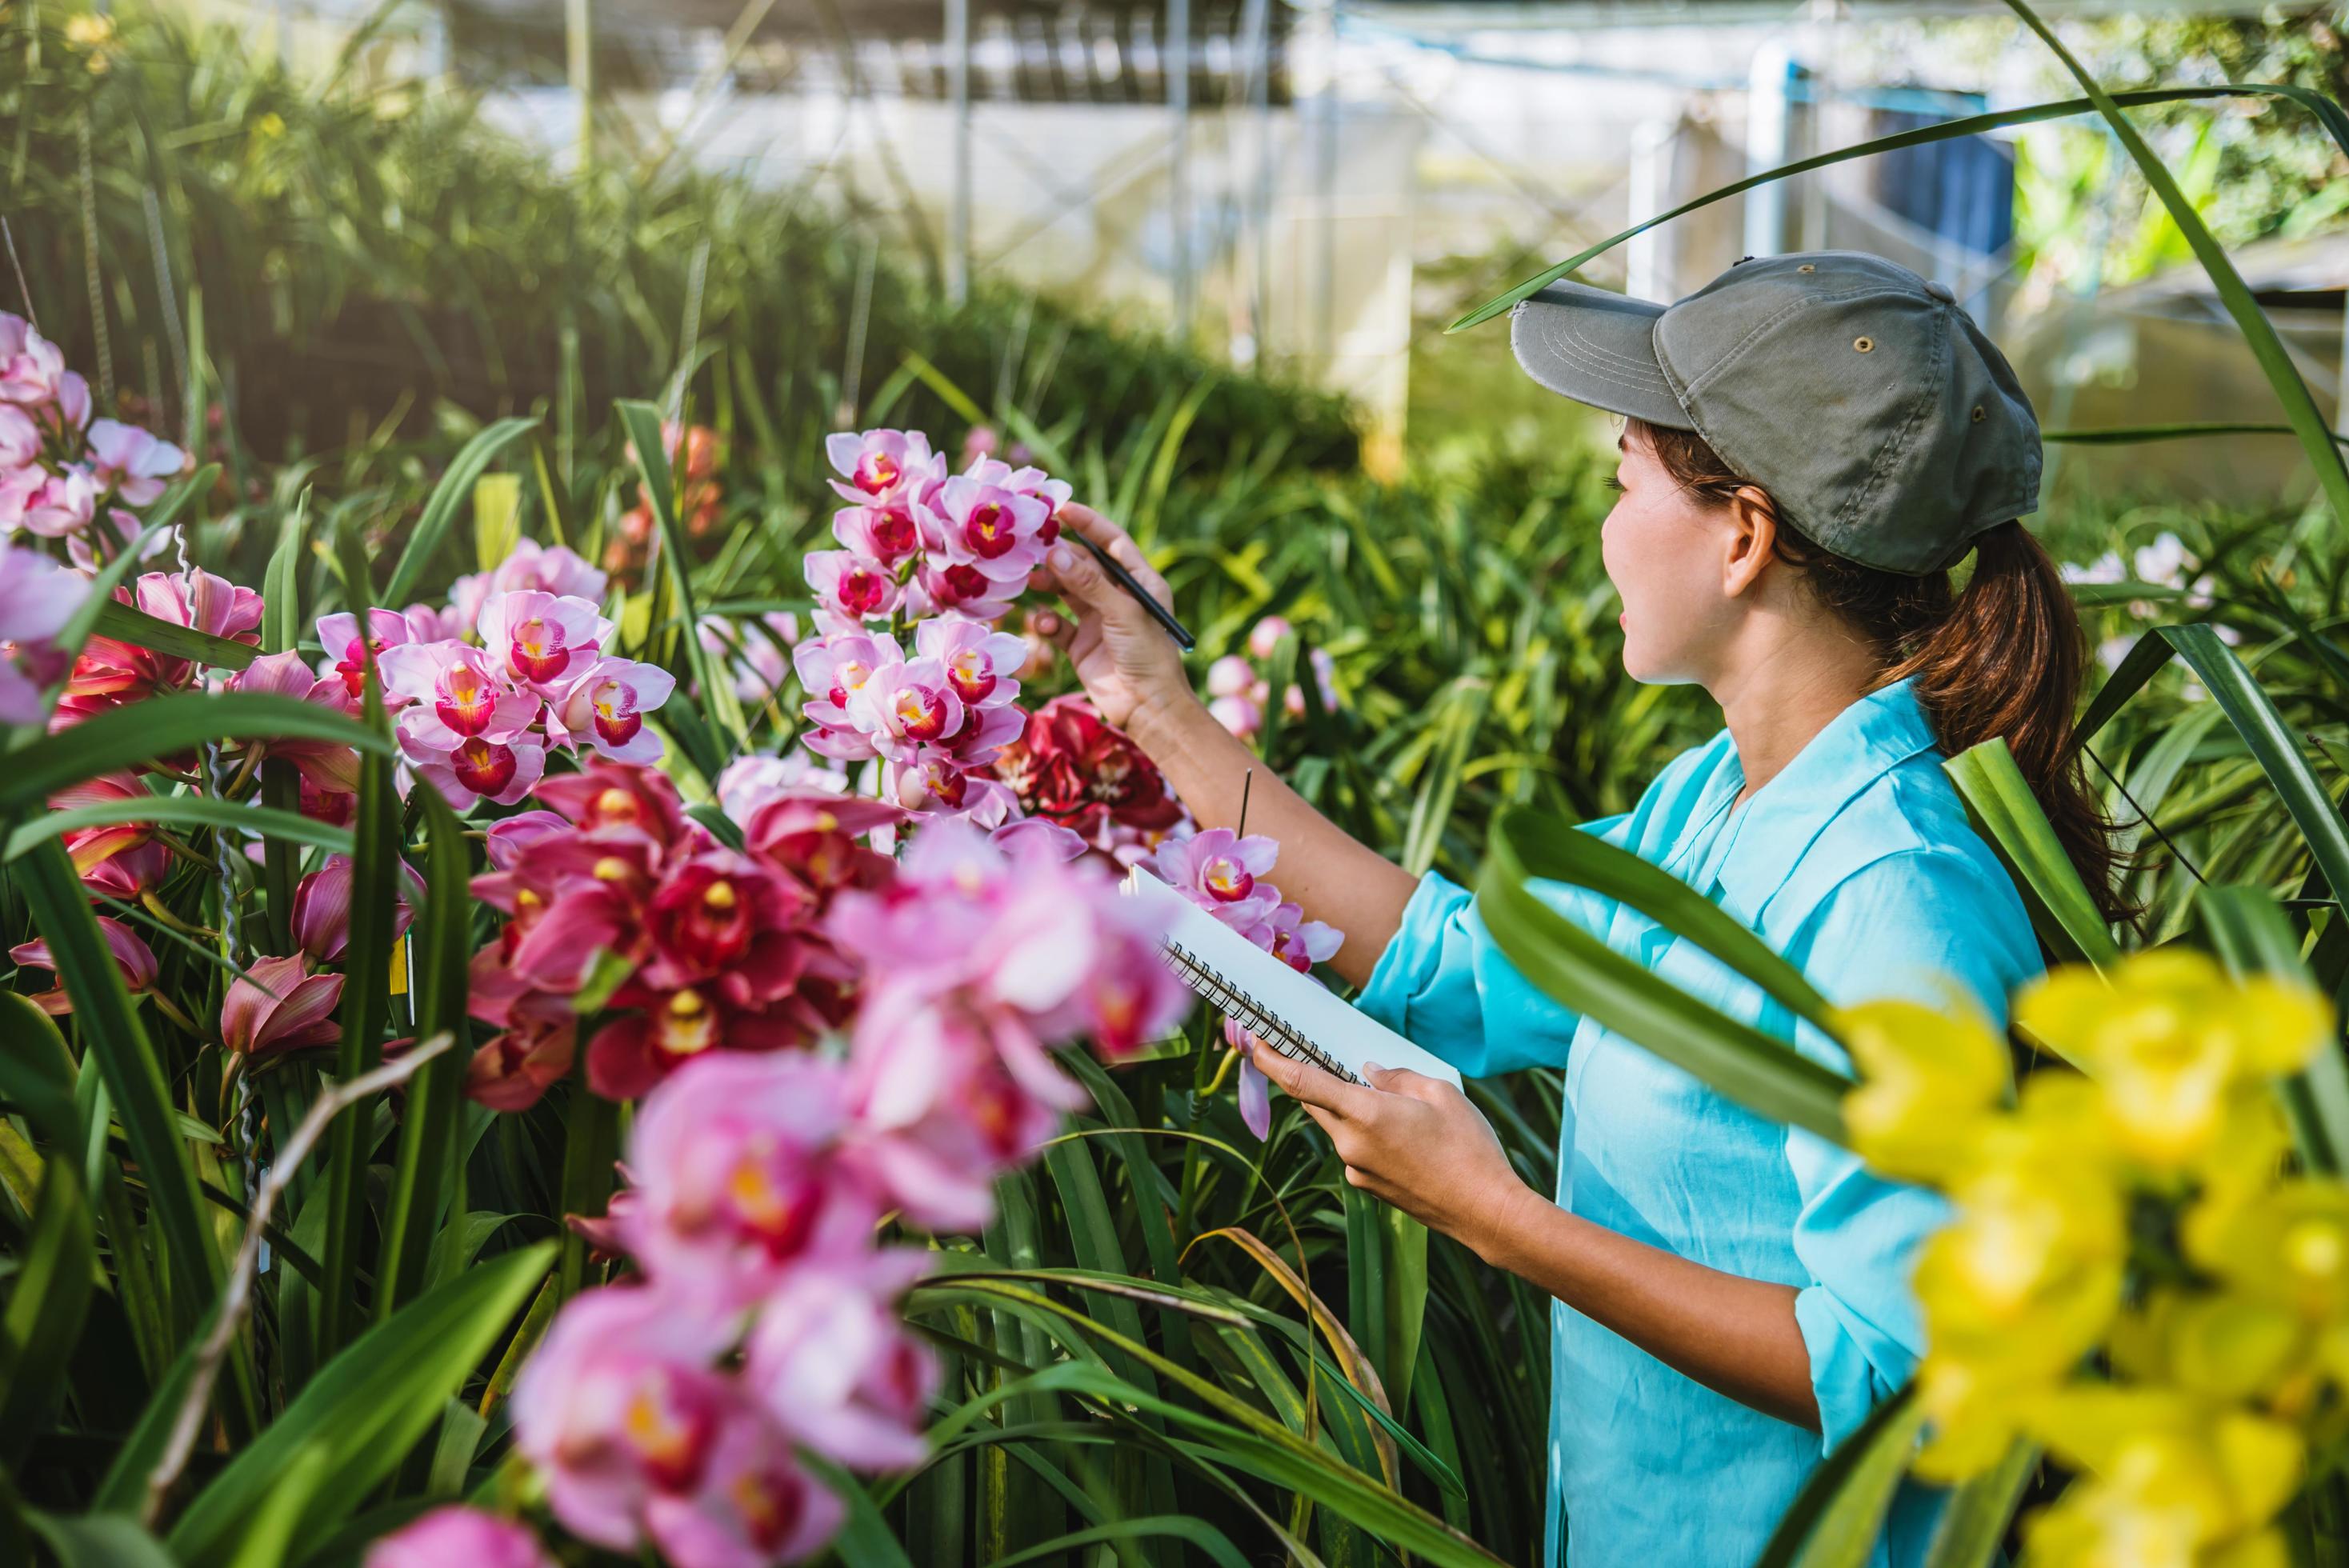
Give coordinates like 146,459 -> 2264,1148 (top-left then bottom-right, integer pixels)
1510,250 -> 2042,576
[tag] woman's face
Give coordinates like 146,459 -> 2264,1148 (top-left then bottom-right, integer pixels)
1600,426 -> 1748,686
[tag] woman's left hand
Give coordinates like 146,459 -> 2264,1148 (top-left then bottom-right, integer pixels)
1242,1039 -> 1535,1259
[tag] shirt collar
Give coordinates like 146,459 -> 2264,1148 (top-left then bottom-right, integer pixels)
1713,677 -> 1941,926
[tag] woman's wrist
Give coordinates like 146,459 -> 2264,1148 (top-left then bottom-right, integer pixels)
1124,685 -> 1212,764
1467,1177 -> 1557,1274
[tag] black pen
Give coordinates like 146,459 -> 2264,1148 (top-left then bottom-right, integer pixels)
1069,530 -> 1196,653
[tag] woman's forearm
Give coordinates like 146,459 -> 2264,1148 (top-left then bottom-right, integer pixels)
1477,1184 -> 1822,1431
1130,694 -> 1419,988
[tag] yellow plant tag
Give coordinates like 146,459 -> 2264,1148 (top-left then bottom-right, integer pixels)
388,938 -> 409,998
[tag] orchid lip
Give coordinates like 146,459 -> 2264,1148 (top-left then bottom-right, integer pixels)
451,738 -> 518,795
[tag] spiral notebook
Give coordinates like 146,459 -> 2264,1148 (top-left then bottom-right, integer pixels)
1122,867 -> 1462,1090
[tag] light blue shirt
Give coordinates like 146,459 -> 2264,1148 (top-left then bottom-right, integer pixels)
1355,678 -> 2039,1568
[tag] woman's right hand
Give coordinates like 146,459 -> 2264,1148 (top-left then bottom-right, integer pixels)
1029,503 -> 1197,741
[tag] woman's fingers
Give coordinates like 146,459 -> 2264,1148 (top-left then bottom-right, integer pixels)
1057,504 -> 1174,606
1243,1034 -> 1372,1118
1029,608 -> 1077,650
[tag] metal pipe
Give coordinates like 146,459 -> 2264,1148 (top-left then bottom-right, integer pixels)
946,0 -> 971,306
1168,0 -> 1194,336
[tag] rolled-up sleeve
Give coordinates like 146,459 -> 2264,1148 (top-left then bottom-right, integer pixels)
1778,849 -> 2040,1450
1354,814 -> 1628,1079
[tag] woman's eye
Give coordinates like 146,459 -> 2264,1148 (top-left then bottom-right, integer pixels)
1603,475 -> 1627,494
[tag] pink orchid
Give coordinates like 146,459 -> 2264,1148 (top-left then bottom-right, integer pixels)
642,850 -> 811,996
478,590 -> 610,690
743,1254 -> 936,1471
642,1406 -> 842,1568
65,569 -> 262,712
740,792 -> 906,902
493,538 -> 610,604
466,991 -> 577,1111
846,658 -> 964,762
18,466 -> 98,538
1247,615 -> 1294,661
1150,828 -> 1280,928
584,982 -> 808,1102
314,607 -> 432,702
222,954 -> 345,1058
824,429 -> 940,506
716,753 -> 849,827
1259,899 -> 1343,974
10,916 -> 158,1014
844,984 -> 1059,1231
409,732 -> 548,810
931,477 -> 1047,583
52,773 -> 171,897
1206,654 -> 1255,699
512,1284 -> 738,1556
831,505 -> 924,566
0,314 -> 72,410
0,404 -> 37,469
882,748 -> 1018,825
534,759 -> 694,852
378,642 -> 538,748
617,1050 -> 882,1309
226,651 -> 366,798
0,545 -> 86,724
794,630 -> 899,742
805,551 -> 901,634
83,418 -> 186,506
485,810 -> 571,869
913,558 -> 1018,623
293,854 -> 422,962
364,1508 -> 555,1568
913,617 -> 1027,712
1207,692 -> 1263,739
958,454 -> 1071,541
545,656 -> 675,763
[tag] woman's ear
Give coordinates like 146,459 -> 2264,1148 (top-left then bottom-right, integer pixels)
1721,486 -> 1779,598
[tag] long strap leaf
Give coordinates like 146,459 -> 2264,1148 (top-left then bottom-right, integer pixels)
617,397 -> 745,758
1943,738 -> 2119,971
1449,83 -> 2349,333
2201,883 -> 2349,1178
1476,811 -> 1851,1143
6,795 -> 354,863
380,416 -> 538,608
14,838 -> 221,1349
0,693 -> 389,814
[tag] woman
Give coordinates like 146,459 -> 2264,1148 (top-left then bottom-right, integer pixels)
1027,251 -> 2116,1566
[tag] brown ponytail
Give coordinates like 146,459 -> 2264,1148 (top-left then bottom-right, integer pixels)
1629,419 -> 2131,927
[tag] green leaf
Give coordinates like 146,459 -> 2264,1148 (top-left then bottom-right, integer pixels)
167,1242 -> 554,1567
979,1517 -> 1253,1568
2000,0 -> 2349,536
0,992 -> 83,1152
1495,804 -> 1835,1030
2202,883 -> 2349,1178
48,469 -> 215,664
14,837 -> 220,1348
262,491 -> 311,656
0,1159 -> 98,1467
2045,422 -> 2349,450
617,398 -> 743,754
1477,808 -> 1851,1143
1923,1442 -> 2039,1567
1448,84 -> 2349,333
381,416 -> 538,607
375,787 -> 474,1319
90,598 -> 258,672
1943,738 -> 2120,971
474,472 -> 523,576
19,1510 -> 178,1568
1754,1385 -> 1926,1568
6,794 -> 354,863
321,548 -> 402,1362
803,1450 -> 919,1568
2160,624 -> 2349,910
0,693 -> 389,814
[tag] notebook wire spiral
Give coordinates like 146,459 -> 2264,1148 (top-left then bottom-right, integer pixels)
1154,933 -> 1366,1087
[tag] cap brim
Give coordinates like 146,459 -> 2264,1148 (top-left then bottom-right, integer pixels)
1509,281 -> 1692,430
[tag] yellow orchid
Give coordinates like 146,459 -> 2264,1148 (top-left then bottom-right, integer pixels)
2185,1178 -> 2349,1326
2016,953 -> 2330,1172
1838,995 -> 2013,1185
2107,1289 -> 2307,1405
2021,1389 -> 2303,1566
